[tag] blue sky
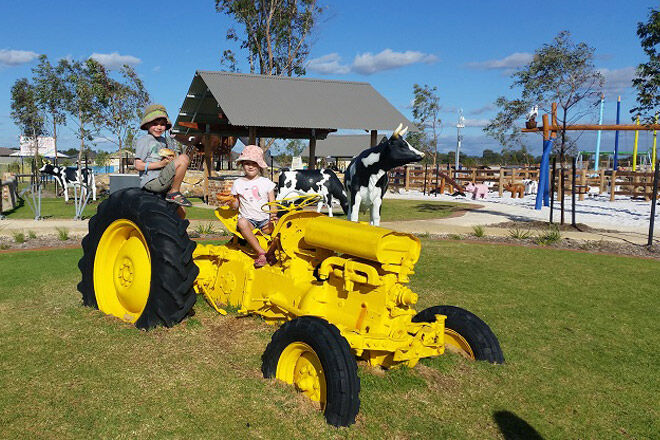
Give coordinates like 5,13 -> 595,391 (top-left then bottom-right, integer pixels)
0,0 -> 657,155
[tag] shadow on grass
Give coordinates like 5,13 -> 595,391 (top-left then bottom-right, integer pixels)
493,410 -> 544,440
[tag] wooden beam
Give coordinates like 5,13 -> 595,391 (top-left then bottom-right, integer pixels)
370,130 -> 378,147
248,127 -> 257,145
202,134 -> 214,203
309,133 -> 317,170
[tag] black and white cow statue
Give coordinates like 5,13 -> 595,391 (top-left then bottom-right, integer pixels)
39,163 -> 96,202
345,124 -> 424,226
277,168 -> 348,217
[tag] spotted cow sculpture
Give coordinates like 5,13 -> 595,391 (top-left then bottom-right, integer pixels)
277,168 -> 348,217
344,124 -> 424,226
39,163 -> 96,202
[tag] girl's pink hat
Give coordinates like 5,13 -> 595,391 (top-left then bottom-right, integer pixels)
236,144 -> 267,169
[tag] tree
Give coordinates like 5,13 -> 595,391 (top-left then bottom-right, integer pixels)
483,97 -> 530,152
59,59 -> 106,163
32,55 -> 67,161
10,78 -> 46,173
91,63 -> 150,153
631,7 -> 660,122
411,84 -> 441,165
95,150 -> 110,167
216,0 -> 324,76
485,31 -> 603,223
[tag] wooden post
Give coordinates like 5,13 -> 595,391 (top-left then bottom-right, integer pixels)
308,130 -> 317,170
499,168 -> 504,197
471,169 -> 476,183
512,167 -> 518,183
405,166 -> 410,190
610,170 -> 617,201
599,170 -> 606,194
203,134 -> 214,203
580,169 -> 586,201
248,127 -> 257,145
370,130 -> 378,147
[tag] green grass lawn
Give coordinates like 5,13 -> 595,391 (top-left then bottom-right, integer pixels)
0,241 -> 657,439
2,197 -> 470,222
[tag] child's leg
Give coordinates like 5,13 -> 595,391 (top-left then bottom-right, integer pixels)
168,154 -> 191,194
237,218 -> 266,255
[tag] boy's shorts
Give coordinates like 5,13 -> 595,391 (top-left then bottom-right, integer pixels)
144,161 -> 176,193
247,218 -> 270,230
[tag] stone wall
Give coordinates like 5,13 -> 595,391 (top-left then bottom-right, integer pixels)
208,176 -> 239,206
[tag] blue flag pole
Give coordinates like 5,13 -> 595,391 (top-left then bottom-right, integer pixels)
614,96 -> 621,170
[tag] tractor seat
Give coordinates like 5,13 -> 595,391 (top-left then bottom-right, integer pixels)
214,206 -> 271,248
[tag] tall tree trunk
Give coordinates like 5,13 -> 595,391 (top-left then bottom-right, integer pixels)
52,117 -> 58,162
77,109 -> 85,165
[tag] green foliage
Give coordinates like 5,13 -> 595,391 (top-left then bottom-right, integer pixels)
195,222 -> 217,235
27,230 -> 37,239
471,225 -> 485,237
508,226 -> 532,239
216,0 -> 324,76
56,227 -> 69,241
32,55 -> 67,157
483,97 -> 530,151
412,84 -> 441,163
10,78 -> 46,141
534,225 -> 561,245
92,63 -> 150,151
12,232 -> 25,243
94,150 -> 110,167
631,7 -> 660,121
0,243 -> 9,250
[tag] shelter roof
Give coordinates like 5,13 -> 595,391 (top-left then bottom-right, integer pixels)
173,71 -> 415,141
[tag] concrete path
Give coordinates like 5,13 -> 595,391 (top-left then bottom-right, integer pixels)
1,201 -> 655,245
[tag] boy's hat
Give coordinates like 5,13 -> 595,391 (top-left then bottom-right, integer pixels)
140,104 -> 172,130
236,144 -> 267,169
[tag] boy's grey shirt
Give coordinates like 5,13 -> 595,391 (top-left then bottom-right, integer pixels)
134,133 -> 179,187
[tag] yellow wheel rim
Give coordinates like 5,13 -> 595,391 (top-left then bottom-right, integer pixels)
276,342 -> 327,407
445,329 -> 475,360
93,219 -> 151,323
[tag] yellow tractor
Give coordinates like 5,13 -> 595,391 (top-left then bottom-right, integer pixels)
78,188 -> 503,427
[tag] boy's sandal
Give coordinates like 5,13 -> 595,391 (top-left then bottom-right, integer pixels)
166,192 -> 192,207
254,253 -> 268,268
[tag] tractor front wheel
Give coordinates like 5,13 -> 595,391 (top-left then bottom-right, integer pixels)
412,305 -> 504,364
261,316 -> 360,427
77,188 -> 198,330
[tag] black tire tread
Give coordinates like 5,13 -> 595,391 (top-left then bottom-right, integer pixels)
77,188 -> 198,330
412,305 -> 504,364
261,316 -> 360,427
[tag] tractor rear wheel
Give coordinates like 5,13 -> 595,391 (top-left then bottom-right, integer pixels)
412,305 -> 504,364
77,188 -> 198,330
261,316 -> 360,427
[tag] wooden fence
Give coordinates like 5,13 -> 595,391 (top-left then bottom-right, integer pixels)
389,165 -> 540,196
389,164 -> 660,201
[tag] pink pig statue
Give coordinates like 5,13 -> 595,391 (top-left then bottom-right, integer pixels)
464,182 -> 488,199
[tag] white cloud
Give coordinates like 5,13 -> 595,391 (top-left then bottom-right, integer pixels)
89,52 -> 141,69
0,49 -> 40,67
599,66 -> 636,94
307,49 -> 438,75
153,65 -> 161,72
352,49 -> 438,75
467,52 -> 533,70
306,53 -> 350,74
463,118 -> 490,128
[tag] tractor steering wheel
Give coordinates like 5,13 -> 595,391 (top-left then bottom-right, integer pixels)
263,194 -> 322,212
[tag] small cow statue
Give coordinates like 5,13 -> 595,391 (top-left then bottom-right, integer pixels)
277,168 -> 348,217
39,163 -> 96,202
464,182 -> 489,199
345,123 -> 424,226
521,179 -> 538,195
503,182 -> 525,199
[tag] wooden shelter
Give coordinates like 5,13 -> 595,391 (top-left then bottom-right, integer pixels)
172,71 -> 414,198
